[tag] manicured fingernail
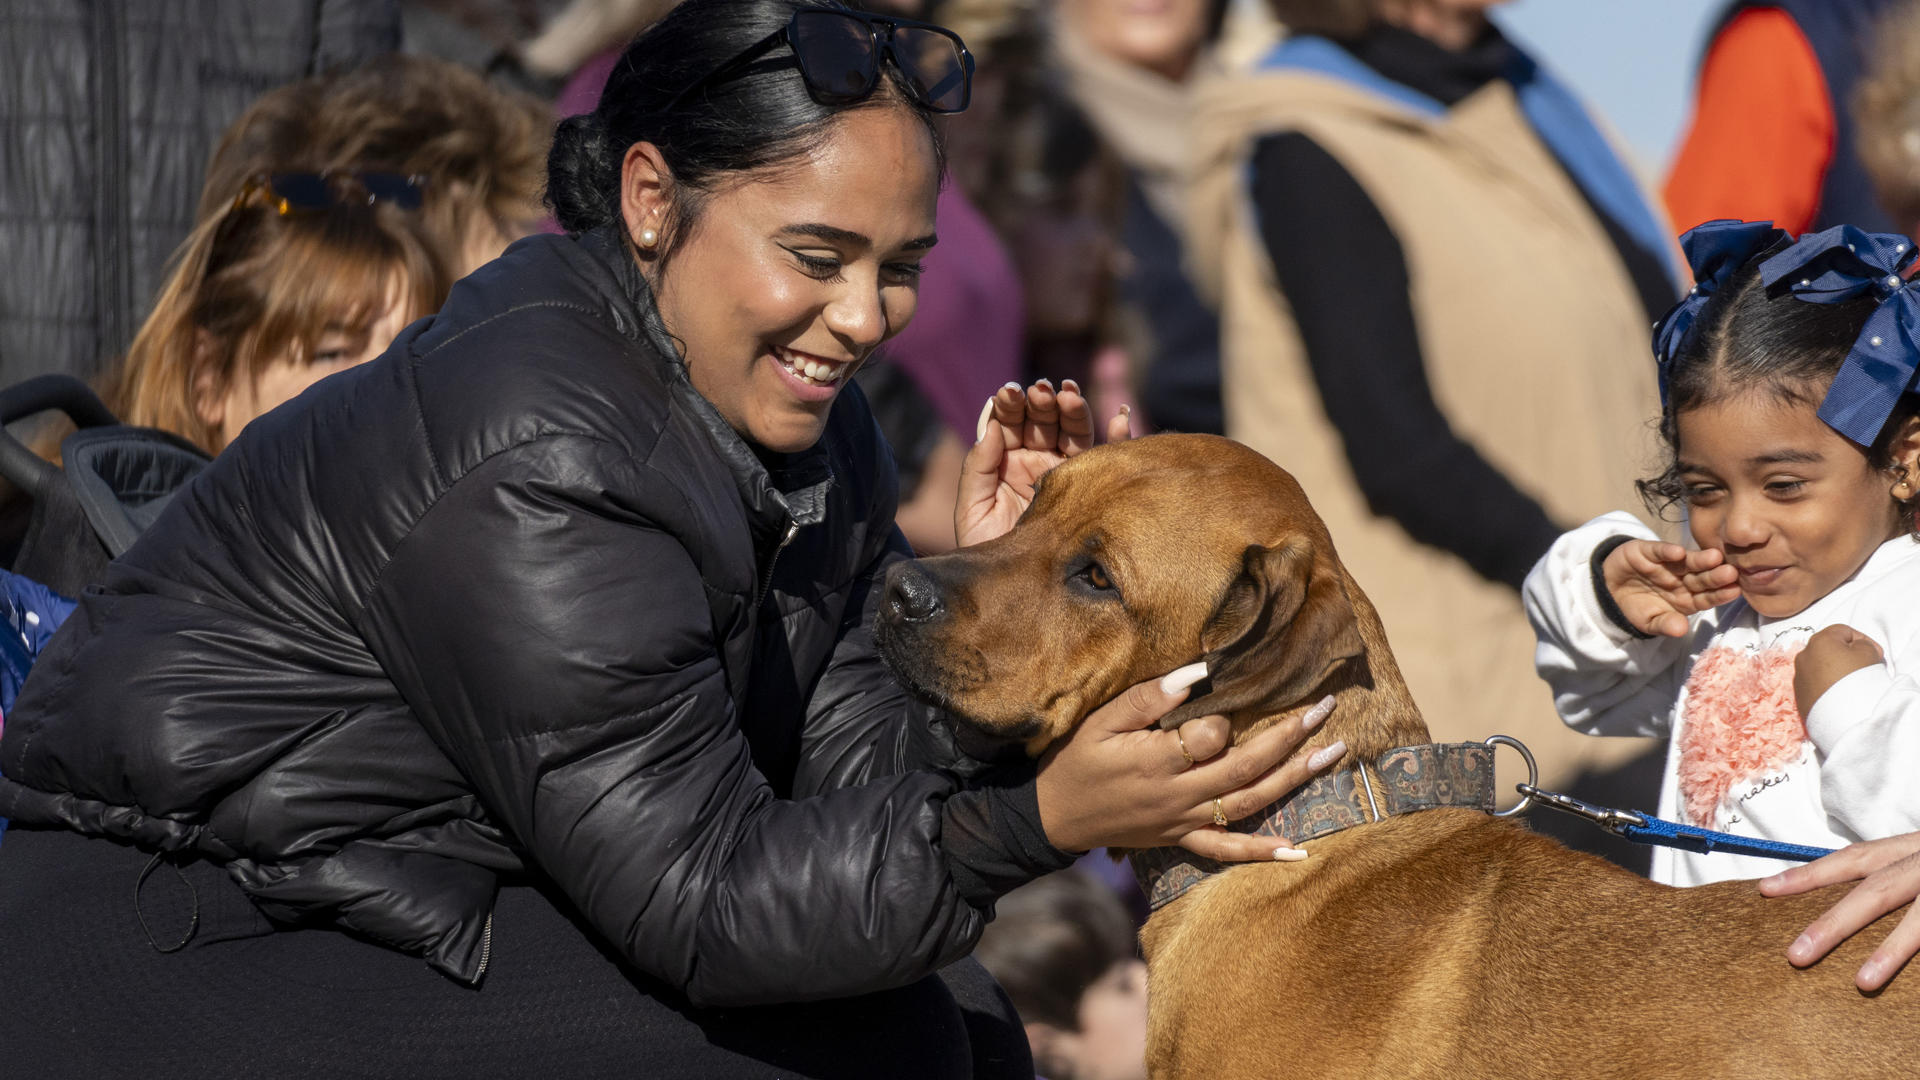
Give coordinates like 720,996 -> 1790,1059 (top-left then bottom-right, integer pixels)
1119,404 -> 1131,416
1035,377 -> 1053,390
1273,846 -> 1309,862
1159,662 -> 1208,696
1301,695 -> 1335,732
975,397 -> 994,443
1002,381 -> 1022,392
1789,934 -> 1816,963
1307,741 -> 1347,771
1860,957 -> 1885,984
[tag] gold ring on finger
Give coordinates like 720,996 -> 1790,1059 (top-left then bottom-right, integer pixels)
1212,797 -> 1229,827
1177,730 -> 1195,767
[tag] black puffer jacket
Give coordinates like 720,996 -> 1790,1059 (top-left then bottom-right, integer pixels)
0,228 -> 1068,1004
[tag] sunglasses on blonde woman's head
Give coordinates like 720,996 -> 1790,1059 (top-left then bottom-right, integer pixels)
667,8 -> 974,114
226,172 -> 428,218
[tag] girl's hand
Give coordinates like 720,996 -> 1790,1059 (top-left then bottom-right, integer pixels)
1794,624 -> 1886,720
1759,831 -> 1920,991
955,380 -> 1132,548
1601,539 -> 1740,638
1033,668 -> 1344,863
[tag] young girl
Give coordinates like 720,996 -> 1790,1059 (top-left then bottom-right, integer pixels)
1527,219 -> 1920,887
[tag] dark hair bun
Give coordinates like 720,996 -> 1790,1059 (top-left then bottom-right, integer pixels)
542,0 -> 945,249
545,111 -> 620,233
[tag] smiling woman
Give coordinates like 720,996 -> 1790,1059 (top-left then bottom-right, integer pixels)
628,114 -> 941,451
545,3 -> 956,453
0,0 -> 1330,1076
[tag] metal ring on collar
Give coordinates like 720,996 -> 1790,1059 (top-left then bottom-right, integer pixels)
1482,734 -> 1538,819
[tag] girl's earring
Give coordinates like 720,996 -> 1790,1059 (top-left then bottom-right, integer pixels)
638,226 -> 659,250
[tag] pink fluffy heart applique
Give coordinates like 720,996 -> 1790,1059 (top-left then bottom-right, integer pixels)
1676,642 -> 1808,828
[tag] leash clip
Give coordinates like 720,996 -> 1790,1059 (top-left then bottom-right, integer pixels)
1514,783 -> 1647,834
1483,735 -> 1538,818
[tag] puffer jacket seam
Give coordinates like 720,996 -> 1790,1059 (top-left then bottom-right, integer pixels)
352,431 -> 635,631
473,665 -> 721,743
641,375 -> 727,517
412,300 -> 622,365
405,298 -> 628,487
211,490 -> 312,631
403,346 -> 450,489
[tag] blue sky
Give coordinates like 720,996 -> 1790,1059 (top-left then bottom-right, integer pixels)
1498,0 -> 1727,176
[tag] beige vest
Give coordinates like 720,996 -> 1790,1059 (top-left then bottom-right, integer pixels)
1187,71 -> 1669,788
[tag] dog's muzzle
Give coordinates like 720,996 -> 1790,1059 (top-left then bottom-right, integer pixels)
884,561 -> 947,624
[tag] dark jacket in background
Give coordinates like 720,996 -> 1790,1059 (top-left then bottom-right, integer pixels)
0,227 -> 1068,1005
1051,16 -> 1225,437
0,0 -> 398,385
1126,178 -> 1225,435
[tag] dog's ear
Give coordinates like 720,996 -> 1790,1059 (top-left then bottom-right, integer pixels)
1160,536 -> 1365,728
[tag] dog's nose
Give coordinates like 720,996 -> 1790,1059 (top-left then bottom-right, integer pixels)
886,562 -> 946,622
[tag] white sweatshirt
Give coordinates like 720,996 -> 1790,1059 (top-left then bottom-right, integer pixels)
1524,512 -> 1920,886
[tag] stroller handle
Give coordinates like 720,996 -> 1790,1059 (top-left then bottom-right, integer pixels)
0,374 -> 120,499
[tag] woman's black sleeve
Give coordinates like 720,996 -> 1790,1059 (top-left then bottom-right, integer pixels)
1249,131 -> 1563,590
357,434 -> 1057,1008
791,533 -> 1076,907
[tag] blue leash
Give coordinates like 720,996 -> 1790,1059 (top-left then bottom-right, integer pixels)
1516,784 -> 1837,863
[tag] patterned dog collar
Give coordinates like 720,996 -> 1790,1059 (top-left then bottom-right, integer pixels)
1130,742 -> 1497,911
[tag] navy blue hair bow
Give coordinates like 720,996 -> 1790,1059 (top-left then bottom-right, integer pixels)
1757,224 -> 1920,446
1652,219 -> 1788,404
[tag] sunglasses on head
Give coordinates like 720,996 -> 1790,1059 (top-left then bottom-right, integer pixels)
227,171 -> 428,218
667,8 -> 974,115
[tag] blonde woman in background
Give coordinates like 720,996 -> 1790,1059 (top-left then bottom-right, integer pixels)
108,54 -> 549,455
110,173 -> 448,455
198,55 -> 553,280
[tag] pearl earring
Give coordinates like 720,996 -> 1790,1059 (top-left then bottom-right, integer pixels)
638,226 -> 659,249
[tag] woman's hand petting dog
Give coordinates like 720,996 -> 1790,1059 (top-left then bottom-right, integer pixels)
1601,539 -> 1741,638
1761,830 -> 1920,991
1033,665 -> 1343,862
955,379 -> 1132,548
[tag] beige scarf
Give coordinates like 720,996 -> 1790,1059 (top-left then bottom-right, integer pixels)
1049,16 -> 1205,233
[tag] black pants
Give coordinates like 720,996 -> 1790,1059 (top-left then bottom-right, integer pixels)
0,826 -> 1031,1079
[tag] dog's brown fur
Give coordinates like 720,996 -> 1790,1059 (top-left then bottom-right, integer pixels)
877,434 -> 1916,1079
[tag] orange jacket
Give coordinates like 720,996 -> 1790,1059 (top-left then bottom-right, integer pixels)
1665,7 -> 1833,235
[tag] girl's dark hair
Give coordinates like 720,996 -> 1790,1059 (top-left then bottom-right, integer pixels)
972,870 -> 1138,1032
1640,261 -> 1920,527
546,0 -> 946,261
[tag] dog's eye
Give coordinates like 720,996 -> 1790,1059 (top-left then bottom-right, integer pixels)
1084,562 -> 1114,591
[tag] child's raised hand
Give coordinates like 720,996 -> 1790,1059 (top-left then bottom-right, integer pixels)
1600,540 -> 1741,638
1793,624 -> 1885,720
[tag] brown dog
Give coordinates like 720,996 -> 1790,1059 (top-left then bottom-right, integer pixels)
877,433 -> 1915,1079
